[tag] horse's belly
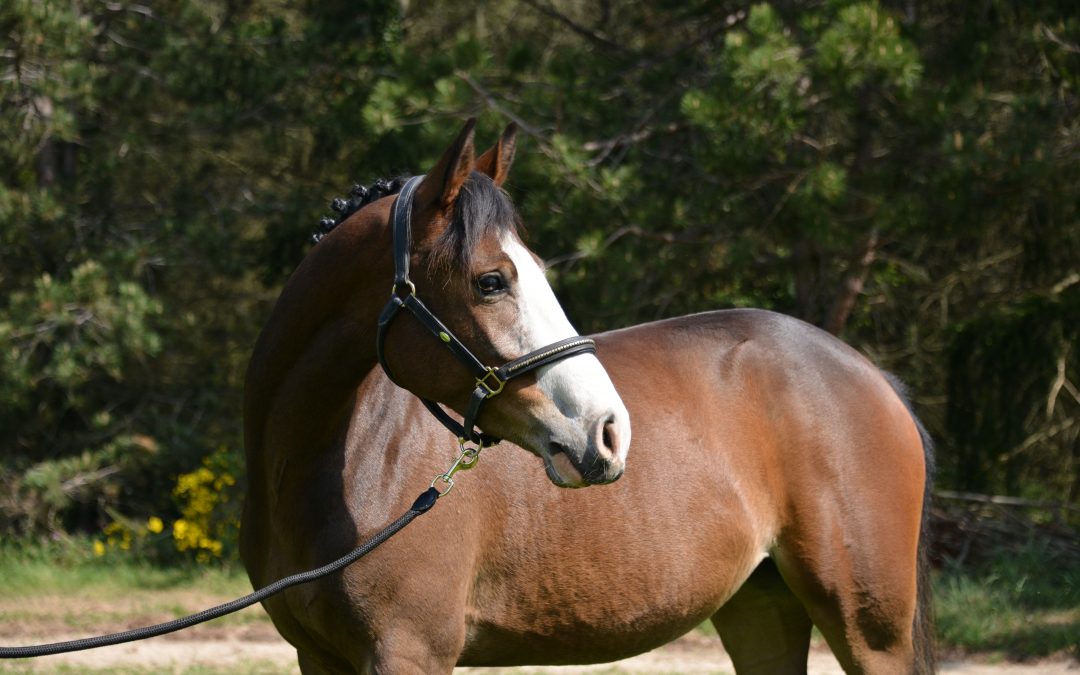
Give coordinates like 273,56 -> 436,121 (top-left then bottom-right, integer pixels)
458,607 -> 713,667
455,431 -> 773,666
458,547 -> 763,667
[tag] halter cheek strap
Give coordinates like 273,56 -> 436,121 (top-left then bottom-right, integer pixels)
375,175 -> 597,447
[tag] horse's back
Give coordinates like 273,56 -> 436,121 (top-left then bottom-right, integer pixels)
598,308 -> 924,479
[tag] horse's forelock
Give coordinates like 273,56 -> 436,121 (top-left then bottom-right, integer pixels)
431,171 -> 521,274
317,171 -> 521,274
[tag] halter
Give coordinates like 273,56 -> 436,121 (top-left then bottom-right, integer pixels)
376,175 -> 597,449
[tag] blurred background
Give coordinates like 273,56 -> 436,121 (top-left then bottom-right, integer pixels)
1,0 -> 1077,661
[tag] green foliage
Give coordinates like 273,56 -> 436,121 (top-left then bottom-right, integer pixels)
934,540 -> 1080,658
1,0 -> 1077,552
0,261 -> 162,410
0,0 -> 402,536
816,2 -> 921,95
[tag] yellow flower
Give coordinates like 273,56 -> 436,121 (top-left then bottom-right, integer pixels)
147,516 -> 164,534
93,540 -> 106,557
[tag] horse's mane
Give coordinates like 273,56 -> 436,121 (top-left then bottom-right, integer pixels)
313,176 -> 410,244
314,171 -> 521,273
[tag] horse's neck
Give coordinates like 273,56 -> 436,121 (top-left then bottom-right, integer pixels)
244,214 -> 392,471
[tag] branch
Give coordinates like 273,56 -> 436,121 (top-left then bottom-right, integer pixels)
1047,346 -> 1069,417
936,489 -> 1080,515
454,70 -> 545,138
1042,25 -> 1080,54
1051,271 -> 1079,295
519,0 -> 629,54
824,229 -> 879,335
581,122 -> 686,166
545,225 -> 723,267
60,465 -> 122,496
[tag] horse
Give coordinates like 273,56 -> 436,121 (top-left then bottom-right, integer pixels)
240,119 -> 935,674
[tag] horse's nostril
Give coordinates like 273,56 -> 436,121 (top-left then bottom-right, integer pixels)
601,417 -> 619,456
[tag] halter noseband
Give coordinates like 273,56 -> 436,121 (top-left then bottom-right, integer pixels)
375,175 -> 598,448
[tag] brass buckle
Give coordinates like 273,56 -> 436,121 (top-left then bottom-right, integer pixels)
430,440 -> 483,497
475,368 -> 505,398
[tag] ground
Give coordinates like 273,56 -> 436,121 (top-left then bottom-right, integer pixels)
0,589 -> 1074,674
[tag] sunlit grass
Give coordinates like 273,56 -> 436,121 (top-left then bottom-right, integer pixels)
0,536 -> 269,636
932,540 -> 1079,659
0,536 -> 251,599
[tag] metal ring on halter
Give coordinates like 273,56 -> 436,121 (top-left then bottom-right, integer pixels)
391,279 -> 416,298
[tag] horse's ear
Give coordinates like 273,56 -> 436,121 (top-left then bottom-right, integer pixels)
415,118 -> 476,215
475,123 -> 518,187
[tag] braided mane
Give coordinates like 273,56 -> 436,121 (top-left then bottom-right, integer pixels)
311,176 -> 410,244
313,172 -> 520,273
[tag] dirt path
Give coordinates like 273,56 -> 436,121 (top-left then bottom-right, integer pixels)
0,595 -> 1074,674
5,629 -> 1075,674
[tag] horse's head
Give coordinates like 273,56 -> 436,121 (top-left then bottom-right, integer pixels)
377,120 -> 630,487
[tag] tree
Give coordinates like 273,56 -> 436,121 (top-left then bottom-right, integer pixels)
0,0 -> 403,534
2,0 -> 1076,537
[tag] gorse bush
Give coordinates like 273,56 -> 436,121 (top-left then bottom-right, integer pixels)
95,447 -> 241,564
170,448 -> 240,563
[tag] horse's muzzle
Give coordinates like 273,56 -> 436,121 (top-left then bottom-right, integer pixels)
546,414 -> 626,487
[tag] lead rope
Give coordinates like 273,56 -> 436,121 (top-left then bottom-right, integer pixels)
0,486 -> 441,659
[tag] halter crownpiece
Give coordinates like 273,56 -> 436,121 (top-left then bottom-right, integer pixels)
375,175 -> 598,447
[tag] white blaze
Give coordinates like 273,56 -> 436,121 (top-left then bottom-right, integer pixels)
500,233 -> 631,465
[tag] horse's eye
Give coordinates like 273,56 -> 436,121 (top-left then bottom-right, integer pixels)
477,273 -> 506,296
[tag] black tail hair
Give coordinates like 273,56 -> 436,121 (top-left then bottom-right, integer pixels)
883,373 -> 937,674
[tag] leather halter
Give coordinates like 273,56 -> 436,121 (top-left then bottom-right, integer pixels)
376,175 -> 597,447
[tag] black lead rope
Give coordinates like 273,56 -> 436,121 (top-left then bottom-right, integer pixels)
2,172 -> 601,659
0,488 -> 440,659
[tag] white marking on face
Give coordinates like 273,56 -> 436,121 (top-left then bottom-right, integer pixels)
500,233 -> 632,469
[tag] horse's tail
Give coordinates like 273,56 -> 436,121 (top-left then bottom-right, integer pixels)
911,413 -> 937,674
883,373 -> 937,674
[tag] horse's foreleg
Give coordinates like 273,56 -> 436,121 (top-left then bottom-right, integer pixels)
367,631 -> 461,675
297,649 -> 353,675
711,557 -> 812,674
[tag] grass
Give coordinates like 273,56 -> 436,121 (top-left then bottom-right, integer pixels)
0,536 -> 252,599
0,535 -> 1077,672
932,539 -> 1079,660
0,536 -> 271,640
0,537 -> 287,674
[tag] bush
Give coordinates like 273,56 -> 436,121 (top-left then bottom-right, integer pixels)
95,447 -> 241,565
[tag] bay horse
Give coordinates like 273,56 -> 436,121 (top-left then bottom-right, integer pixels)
241,119 -> 935,674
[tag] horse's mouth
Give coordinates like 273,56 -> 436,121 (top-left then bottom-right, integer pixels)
544,442 -> 624,488
543,443 -> 589,488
